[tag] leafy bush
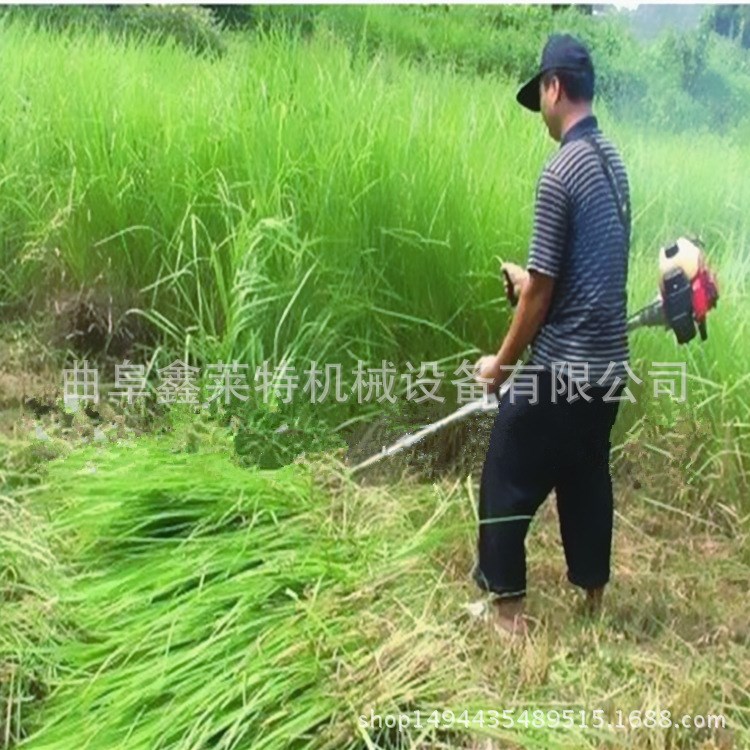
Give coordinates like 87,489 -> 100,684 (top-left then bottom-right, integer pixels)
0,4 -> 226,56
112,5 -> 225,56
202,4 -> 256,30
656,28 -> 710,92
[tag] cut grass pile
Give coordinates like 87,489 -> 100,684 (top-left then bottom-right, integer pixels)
1,434 -> 747,749
10,438 -> 478,749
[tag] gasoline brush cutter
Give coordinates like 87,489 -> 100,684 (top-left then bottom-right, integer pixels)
351,237 -> 719,474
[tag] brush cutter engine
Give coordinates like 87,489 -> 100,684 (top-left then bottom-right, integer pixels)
660,237 -> 719,343
628,237 -> 719,344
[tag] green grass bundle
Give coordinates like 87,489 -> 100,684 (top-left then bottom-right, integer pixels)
21,440 -> 494,749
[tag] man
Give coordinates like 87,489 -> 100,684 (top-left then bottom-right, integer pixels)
472,34 -> 630,636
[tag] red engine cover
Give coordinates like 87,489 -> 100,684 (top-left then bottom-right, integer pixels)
691,268 -> 719,323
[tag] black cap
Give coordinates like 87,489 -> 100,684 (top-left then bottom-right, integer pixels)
516,34 -> 594,112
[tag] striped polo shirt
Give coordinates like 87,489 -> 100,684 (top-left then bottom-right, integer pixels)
526,115 -> 630,387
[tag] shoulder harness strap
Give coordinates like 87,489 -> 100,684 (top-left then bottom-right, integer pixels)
583,134 -> 631,243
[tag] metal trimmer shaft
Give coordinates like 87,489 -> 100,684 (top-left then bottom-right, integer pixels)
349,299 -> 665,474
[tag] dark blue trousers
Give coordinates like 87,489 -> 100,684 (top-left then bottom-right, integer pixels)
473,370 -> 622,598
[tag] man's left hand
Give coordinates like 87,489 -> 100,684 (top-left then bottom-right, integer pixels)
473,355 -> 509,391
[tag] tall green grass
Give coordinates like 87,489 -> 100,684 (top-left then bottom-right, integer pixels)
0,19 -> 541,366
0,18 -> 748,504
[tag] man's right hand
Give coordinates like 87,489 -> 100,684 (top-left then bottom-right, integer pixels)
501,262 -> 529,307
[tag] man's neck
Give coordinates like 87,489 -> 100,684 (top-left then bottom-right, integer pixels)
560,108 -> 595,141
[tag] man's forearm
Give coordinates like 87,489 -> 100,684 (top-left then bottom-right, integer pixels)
492,272 -> 555,384
497,289 -> 546,362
